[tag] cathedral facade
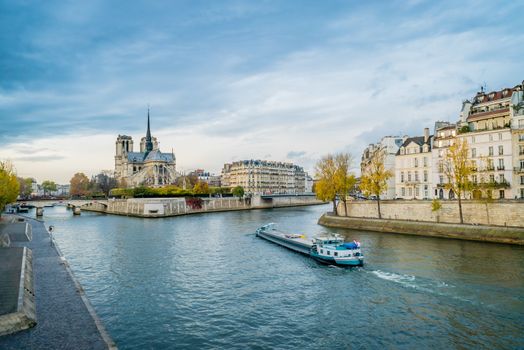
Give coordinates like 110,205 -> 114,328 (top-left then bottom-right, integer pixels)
115,111 -> 177,187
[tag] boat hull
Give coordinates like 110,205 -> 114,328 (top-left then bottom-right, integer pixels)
310,252 -> 364,267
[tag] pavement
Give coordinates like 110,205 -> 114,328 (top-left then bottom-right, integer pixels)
0,216 -> 116,349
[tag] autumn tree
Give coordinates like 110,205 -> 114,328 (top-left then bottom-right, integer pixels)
193,181 -> 210,195
41,180 -> 57,196
91,170 -> 118,196
443,139 -> 474,224
360,151 -> 393,219
0,161 -> 20,212
315,152 -> 356,215
70,172 -> 90,197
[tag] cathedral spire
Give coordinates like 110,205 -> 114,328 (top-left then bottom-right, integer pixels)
145,106 -> 153,153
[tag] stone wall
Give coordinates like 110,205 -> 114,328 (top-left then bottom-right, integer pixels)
319,214 -> 524,245
337,200 -> 524,227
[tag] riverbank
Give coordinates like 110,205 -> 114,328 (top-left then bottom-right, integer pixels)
0,215 -> 116,349
318,214 -> 524,245
81,195 -> 325,218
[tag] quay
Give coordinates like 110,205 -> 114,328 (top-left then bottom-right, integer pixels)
0,215 -> 116,349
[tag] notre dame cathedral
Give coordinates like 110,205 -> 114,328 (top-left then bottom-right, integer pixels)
114,110 -> 177,187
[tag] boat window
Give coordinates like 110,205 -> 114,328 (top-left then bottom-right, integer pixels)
334,252 -> 338,256
320,249 -> 323,254
327,251 -> 330,255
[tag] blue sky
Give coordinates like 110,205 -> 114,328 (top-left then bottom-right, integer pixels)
1,0 -> 523,183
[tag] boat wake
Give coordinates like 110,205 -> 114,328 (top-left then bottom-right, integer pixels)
368,269 -> 480,305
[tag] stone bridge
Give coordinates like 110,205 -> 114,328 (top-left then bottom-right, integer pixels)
20,200 -> 108,209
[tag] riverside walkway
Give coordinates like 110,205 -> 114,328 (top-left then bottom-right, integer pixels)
0,216 -> 115,349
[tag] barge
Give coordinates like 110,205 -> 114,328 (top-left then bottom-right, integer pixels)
256,223 -> 364,266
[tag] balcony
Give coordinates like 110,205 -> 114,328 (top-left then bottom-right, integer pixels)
497,166 -> 505,171
514,167 -> 524,173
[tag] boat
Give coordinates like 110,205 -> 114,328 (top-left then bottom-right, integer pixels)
256,223 -> 364,267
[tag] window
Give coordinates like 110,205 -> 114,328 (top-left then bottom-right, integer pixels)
521,160 -> 524,170
490,174 -> 495,182
408,188 -> 412,197
471,136 -> 476,143
499,190 -> 505,199
402,187 -> 406,196
334,252 -> 338,257
489,134 -> 493,141
415,187 -> 420,197
320,249 -> 324,254
439,175 -> 444,184
499,174 -> 505,183
498,145 -> 503,155
521,176 -> 524,185
327,251 -> 330,255
519,145 -> 524,155
439,161 -> 444,173
415,172 -> 419,181
498,159 -> 504,170
424,185 -> 428,198
498,133 -> 502,140
423,157 -> 428,167
424,171 -> 428,182
489,146 -> 493,156
401,172 -> 404,182
471,148 -> 476,158
408,172 -> 412,181
472,175 -> 477,184
414,158 -> 419,167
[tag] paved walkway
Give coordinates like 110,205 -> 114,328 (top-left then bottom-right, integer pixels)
0,216 -> 115,349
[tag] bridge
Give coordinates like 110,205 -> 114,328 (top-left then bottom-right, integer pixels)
18,200 -> 108,209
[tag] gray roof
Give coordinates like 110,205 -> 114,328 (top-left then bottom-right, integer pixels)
396,135 -> 433,155
144,149 -> 175,163
127,152 -> 146,163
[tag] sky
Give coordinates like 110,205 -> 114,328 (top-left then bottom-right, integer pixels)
1,0 -> 523,183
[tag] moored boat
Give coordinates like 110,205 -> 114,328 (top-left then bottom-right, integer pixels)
256,224 -> 364,267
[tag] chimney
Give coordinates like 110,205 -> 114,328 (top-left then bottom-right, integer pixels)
424,128 -> 429,143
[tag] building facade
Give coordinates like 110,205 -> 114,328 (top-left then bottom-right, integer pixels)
432,122 -> 457,199
395,128 -> 433,199
221,160 -> 306,195
115,111 -> 177,187
361,136 -> 405,199
511,88 -> 524,199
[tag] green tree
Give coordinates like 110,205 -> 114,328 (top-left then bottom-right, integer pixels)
0,161 -> 20,212
70,173 -> 90,197
17,177 -> 34,198
360,151 -> 393,219
232,186 -> 244,198
443,139 -> 474,224
41,180 -> 57,196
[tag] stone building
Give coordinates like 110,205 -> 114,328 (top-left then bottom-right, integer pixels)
114,111 -> 177,187
456,85 -> 521,199
510,87 -> 524,199
221,160 -> 306,195
431,122 -> 457,199
395,128 -> 433,199
361,136 -> 405,199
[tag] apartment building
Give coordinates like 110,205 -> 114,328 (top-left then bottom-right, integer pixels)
361,136 -> 405,199
221,160 -> 306,195
395,128 -> 433,199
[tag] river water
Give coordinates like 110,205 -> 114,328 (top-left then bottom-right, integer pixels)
40,205 -> 523,349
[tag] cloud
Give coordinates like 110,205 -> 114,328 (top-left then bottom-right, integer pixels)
0,0 -> 523,182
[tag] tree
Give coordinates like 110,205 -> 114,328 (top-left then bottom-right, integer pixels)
0,161 -> 20,212
41,180 -> 57,196
193,181 -> 210,195
232,186 -> 244,198
334,153 -> 356,216
315,152 -> 356,215
443,139 -> 474,224
431,199 -> 442,223
360,151 -> 393,219
91,171 -> 118,196
315,154 -> 338,213
70,173 -> 91,197
17,177 -> 34,198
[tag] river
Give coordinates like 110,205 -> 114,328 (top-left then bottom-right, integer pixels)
39,204 -> 523,349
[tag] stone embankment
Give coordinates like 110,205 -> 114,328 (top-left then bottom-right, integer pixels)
82,195 -> 324,218
319,214 -> 524,245
318,199 -> 524,245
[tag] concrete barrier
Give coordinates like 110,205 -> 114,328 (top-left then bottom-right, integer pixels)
318,214 -> 524,245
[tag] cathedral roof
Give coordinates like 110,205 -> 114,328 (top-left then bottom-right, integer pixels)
144,149 -> 175,163
127,152 -> 145,163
